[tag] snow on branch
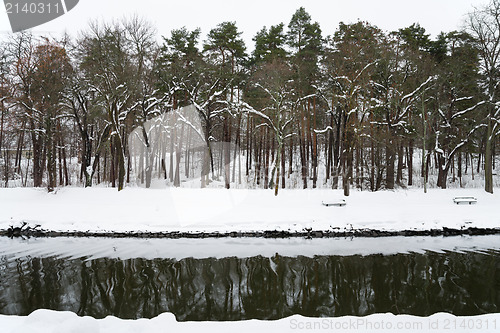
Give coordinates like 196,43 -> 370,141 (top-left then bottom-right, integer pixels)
401,75 -> 436,103
174,108 -> 205,142
246,108 -> 277,133
451,101 -> 486,121
255,83 -> 279,105
353,61 -> 378,83
314,126 -> 333,134
454,96 -> 474,103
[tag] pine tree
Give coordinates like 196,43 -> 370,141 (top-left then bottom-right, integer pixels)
287,7 -> 323,189
252,23 -> 287,64
204,22 -> 247,189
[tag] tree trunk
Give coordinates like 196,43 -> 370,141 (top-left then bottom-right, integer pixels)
386,138 -> 395,190
62,144 -> 69,186
145,144 -> 154,188
256,131 -> 262,186
274,140 -> 282,196
396,140 -> 404,186
355,139 -> 361,188
470,153 -> 474,180
246,116 -> 251,177
58,134 -> 63,186
264,128 -> 270,189
485,119 -> 493,193
326,123 -> 333,181
281,142 -> 286,189
185,128 -> 191,178
169,128 -> 174,182
300,118 -> 308,189
458,152 -> 463,187
110,141 -> 116,188
3,148 -> 9,187
437,153 -> 447,189
408,139 -> 414,186
31,124 -> 45,188
370,139 -> 375,191
174,123 -> 184,187
359,140 -> 364,190
312,98 -> 318,188
232,114 -> 241,183
201,146 -> 210,188
224,117 -> 231,189
342,116 -> 351,196
332,113 -> 341,189
343,147 -> 351,197
15,122 -> 26,174
116,135 -> 126,191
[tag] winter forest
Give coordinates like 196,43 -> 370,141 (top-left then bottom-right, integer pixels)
1,3 -> 500,196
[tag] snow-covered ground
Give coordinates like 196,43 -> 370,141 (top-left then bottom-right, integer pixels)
1,310 -> 498,333
0,187 -> 498,234
1,187 -> 499,332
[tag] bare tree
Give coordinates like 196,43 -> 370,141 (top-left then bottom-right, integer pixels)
76,17 -> 157,190
467,0 -> 500,193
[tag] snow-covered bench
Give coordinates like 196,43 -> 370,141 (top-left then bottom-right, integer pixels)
453,196 -> 477,205
322,199 -> 346,207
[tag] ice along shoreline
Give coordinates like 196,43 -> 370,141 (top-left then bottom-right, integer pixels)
2,225 -> 500,239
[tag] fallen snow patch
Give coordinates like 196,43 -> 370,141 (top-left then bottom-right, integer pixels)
1,310 -> 499,333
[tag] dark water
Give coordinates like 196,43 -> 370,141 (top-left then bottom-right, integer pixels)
0,245 -> 499,321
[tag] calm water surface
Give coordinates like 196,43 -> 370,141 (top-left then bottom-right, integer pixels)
0,237 -> 499,321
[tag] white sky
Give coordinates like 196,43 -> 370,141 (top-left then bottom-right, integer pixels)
0,0 -> 490,50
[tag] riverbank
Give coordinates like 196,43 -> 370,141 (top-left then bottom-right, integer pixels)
0,187 -> 499,237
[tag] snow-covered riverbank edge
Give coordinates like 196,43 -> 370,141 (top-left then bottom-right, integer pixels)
0,187 -> 499,236
1,310 -> 499,333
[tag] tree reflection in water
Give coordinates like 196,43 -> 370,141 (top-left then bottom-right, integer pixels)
0,250 -> 498,320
